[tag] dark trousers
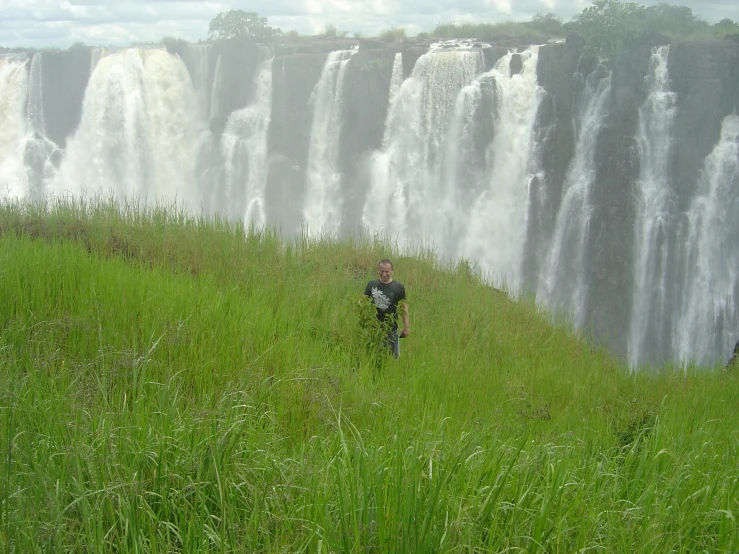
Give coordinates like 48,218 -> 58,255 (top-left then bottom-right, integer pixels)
384,329 -> 400,359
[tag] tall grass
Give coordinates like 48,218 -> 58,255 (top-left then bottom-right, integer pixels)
1,197 -> 738,552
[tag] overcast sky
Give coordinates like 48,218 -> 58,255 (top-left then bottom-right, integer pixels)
0,0 -> 736,49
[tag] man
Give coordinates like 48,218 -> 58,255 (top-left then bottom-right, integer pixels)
363,258 -> 410,359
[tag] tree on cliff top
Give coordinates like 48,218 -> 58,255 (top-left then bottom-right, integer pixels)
573,0 -> 708,57
208,10 -> 281,41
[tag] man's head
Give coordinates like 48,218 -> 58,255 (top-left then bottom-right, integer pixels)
378,259 -> 394,284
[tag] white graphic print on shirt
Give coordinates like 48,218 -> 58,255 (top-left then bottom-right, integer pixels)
371,287 -> 391,310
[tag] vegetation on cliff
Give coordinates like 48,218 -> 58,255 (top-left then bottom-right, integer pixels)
428,1 -> 738,53
1,197 -> 737,552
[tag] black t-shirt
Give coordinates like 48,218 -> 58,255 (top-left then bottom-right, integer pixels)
364,279 -> 406,330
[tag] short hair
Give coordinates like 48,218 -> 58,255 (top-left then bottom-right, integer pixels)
378,258 -> 393,269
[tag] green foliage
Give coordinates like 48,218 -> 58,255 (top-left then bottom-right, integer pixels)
431,21 -> 550,44
207,10 -> 281,41
571,1 -> 732,57
643,2 -> 700,35
160,36 -> 187,47
354,295 -> 395,365
424,3 -> 734,53
713,17 -> 739,37
530,12 -> 565,35
378,27 -> 406,41
573,0 -> 649,57
319,23 -> 348,38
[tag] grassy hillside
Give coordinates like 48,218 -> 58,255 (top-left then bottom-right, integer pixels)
1,198 -> 738,552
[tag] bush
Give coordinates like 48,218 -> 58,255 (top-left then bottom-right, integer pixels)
378,27 -> 406,41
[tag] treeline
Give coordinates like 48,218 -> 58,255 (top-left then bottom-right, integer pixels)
202,0 -> 739,58
2,0 -> 737,55
430,1 -> 739,54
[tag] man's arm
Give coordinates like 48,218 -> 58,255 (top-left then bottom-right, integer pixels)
400,301 -> 410,338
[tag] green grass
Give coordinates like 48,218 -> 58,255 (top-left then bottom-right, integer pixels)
1,197 -> 738,552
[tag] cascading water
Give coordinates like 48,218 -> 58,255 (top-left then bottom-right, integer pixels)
219,57 -> 274,227
362,46 -> 484,248
536,63 -> 612,327
25,54 -> 61,196
181,43 -> 213,121
209,54 -> 224,124
0,56 -> 29,199
51,48 -> 205,210
628,45 -> 678,367
2,39 -> 738,368
388,53 -> 403,104
459,47 -> 544,290
677,114 -> 739,366
303,48 -> 356,235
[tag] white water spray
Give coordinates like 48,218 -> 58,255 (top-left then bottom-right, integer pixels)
536,63 -> 612,326
183,43 -> 212,121
52,48 -> 204,210
363,48 -> 484,247
628,45 -> 678,366
25,54 -> 61,196
677,114 -> 739,365
460,47 -> 545,290
0,56 -> 29,199
388,53 -> 403,105
303,49 -> 356,236
220,58 -> 274,227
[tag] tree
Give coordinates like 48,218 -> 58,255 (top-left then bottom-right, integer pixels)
713,18 -> 739,35
643,3 -> 699,36
572,0 -> 718,54
530,13 -> 564,36
573,0 -> 647,56
207,10 -> 281,41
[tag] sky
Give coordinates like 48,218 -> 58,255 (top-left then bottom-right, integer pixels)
0,0 -> 736,49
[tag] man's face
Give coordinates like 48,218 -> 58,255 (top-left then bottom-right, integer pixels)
378,263 -> 393,283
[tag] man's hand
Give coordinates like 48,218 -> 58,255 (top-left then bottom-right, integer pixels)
400,301 -> 410,338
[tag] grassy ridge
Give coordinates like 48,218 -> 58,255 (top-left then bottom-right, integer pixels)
1,198 -> 738,552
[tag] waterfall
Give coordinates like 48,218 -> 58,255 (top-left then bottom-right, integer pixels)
0,56 -> 29,199
628,45 -> 678,367
536,63 -> 612,327
25,54 -> 61,197
26,55 -> 44,135
51,48 -> 204,211
2,39 -> 738,367
209,54 -> 224,126
303,48 -> 356,236
677,114 -> 739,366
362,47 -> 484,248
220,57 -> 274,227
459,47 -> 545,290
388,53 -> 403,104
181,43 -> 212,121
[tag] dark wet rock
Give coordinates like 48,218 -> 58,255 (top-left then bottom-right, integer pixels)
510,53 -> 523,75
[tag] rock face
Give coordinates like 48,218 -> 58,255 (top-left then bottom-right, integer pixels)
266,51 -> 327,231
4,35 -> 739,366
38,48 -> 91,148
669,40 -> 739,209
